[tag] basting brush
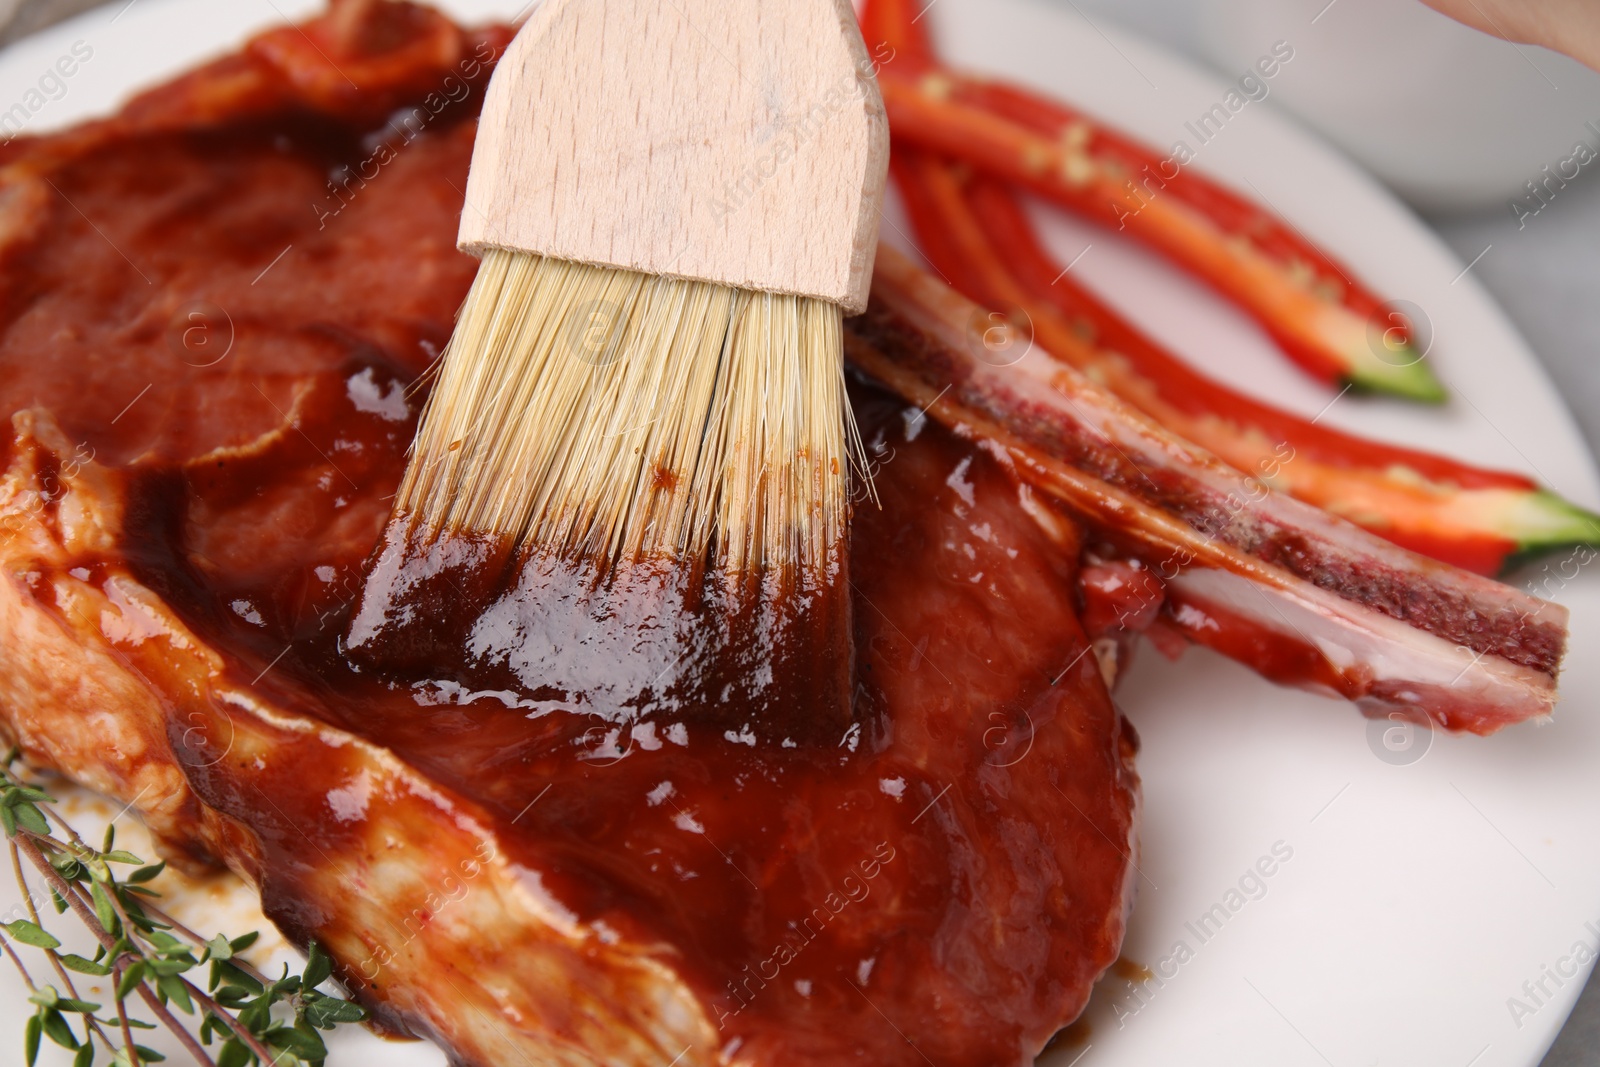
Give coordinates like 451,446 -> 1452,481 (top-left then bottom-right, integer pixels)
346,0 -> 889,741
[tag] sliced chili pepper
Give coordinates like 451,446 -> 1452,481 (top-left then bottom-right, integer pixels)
856,0 -> 936,75
859,2 -> 1447,402
888,147 -> 1600,575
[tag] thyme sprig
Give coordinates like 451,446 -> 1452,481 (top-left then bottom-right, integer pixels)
0,751 -> 367,1066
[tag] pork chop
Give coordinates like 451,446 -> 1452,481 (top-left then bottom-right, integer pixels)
0,3 -> 1140,1063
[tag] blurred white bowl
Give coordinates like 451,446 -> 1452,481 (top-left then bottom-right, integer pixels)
1063,0 -> 1600,212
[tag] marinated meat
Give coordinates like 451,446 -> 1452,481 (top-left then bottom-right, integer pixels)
0,3 -> 1139,1064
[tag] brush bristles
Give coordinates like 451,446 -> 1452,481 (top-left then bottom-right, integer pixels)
395,249 -> 864,577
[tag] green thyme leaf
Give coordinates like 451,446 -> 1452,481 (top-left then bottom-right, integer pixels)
90,881 -> 119,936
127,863 -> 165,885
1,771 -> 366,1067
145,931 -> 181,953
59,953 -> 113,976
117,959 -> 147,999
147,957 -> 195,978
212,961 -> 262,995
3,920 -> 61,950
55,995 -> 103,1014
262,1021 -> 322,1061
213,985 -> 251,1009
12,803 -> 50,836
303,995 -> 366,1029
203,933 -> 232,962
39,1006 -> 79,1049
155,974 -> 192,1014
47,851 -> 83,879
216,1036 -> 250,1067
236,996 -> 270,1034
302,941 -> 332,990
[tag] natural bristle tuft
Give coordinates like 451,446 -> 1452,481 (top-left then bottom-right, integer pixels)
395,249 -> 864,576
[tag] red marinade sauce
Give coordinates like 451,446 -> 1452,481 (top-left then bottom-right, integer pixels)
1079,559 -> 1163,637
344,525 -> 857,746
0,8 -> 1139,1064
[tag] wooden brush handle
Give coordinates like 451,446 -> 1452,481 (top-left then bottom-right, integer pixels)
460,0 -> 889,313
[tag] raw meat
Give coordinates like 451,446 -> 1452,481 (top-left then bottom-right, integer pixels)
0,4 -> 1139,1063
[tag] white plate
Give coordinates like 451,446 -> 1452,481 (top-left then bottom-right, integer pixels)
3,1 -> 1599,1065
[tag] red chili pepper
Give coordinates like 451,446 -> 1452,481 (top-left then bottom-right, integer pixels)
856,0 -> 936,75
888,146 -> 1600,575
861,0 -> 1445,401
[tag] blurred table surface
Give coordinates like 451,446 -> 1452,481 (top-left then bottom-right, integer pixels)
3,0 -> 1599,1064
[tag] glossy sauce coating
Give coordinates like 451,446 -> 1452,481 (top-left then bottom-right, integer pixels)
347,525 -> 856,745
0,5 -> 1139,1064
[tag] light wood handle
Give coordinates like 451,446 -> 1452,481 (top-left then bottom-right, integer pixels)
459,0 -> 889,313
